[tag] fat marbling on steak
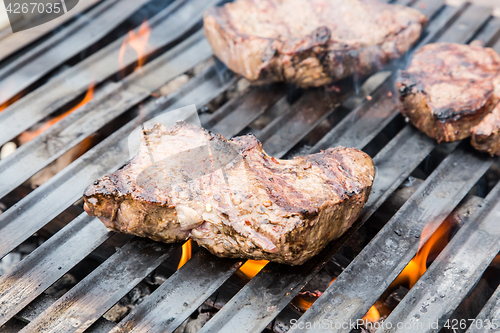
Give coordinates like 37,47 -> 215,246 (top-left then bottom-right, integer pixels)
396,42 -> 500,143
83,122 -> 375,265
203,0 -> 426,88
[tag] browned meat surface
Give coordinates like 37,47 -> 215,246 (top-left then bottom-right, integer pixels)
396,42 -> 500,143
83,122 -> 375,265
471,104 -> 500,156
203,0 -> 426,88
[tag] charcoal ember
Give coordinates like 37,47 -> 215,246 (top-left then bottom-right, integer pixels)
144,272 -> 169,286
103,283 -> 151,323
159,75 -> 190,96
299,269 -> 333,293
44,273 -> 77,298
384,286 -> 409,310
103,303 -> 130,323
174,312 -> 213,333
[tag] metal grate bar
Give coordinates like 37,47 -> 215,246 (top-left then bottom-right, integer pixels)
0,0 -> 155,105
261,71 -> 390,158
409,0 -> 444,19
474,16 -> 500,46
466,284 -> 500,333
289,145 -> 493,333
110,250 -> 244,333
0,0 -> 220,147
262,89 -> 349,158
413,3 -> 468,49
493,35 -> 500,54
380,181 -> 500,332
207,86 -> 285,138
0,66 -> 234,260
19,238 -> 178,333
437,5 -> 492,43
0,0 -> 102,62
197,4 -> 491,332
1,1 -> 497,332
0,215 -> 112,327
0,31 -> 212,200
361,126 -> 438,222
310,78 -> 398,153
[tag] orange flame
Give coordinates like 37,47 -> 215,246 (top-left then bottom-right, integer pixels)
492,253 -> 500,265
238,261 -> 380,322
363,305 -> 381,322
119,20 -> 151,74
292,294 -> 316,313
238,259 -> 268,279
19,83 -> 95,144
391,220 -> 453,289
0,93 -> 22,113
178,239 -> 192,269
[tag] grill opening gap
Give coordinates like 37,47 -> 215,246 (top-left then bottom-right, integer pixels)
362,113 -> 408,158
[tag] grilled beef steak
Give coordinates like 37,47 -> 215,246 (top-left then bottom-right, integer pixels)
471,104 -> 500,156
203,0 -> 426,88
83,122 -> 375,265
396,42 -> 500,143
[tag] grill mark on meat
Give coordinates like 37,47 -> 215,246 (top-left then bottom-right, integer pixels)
84,122 -> 375,265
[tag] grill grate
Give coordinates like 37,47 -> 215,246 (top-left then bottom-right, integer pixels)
0,0 -> 499,332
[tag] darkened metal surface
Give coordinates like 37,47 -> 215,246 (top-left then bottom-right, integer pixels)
0,31 -> 212,200
20,238 -> 177,332
289,144 -> 494,333
310,77 -> 398,153
0,0 -> 221,147
196,3 -> 498,332
111,250 -> 243,332
466,284 -> 500,333
0,215 -> 112,327
0,0 -> 156,105
208,86 -> 285,138
379,181 -> 500,332
1,0 -> 500,332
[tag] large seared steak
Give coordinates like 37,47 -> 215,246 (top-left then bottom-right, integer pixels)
203,0 -> 426,88
396,42 -> 500,144
83,122 -> 375,265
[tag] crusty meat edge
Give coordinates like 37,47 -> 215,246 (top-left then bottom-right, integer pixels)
395,86 -> 498,143
471,103 -> 500,156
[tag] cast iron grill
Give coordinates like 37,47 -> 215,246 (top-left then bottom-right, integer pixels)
0,0 -> 499,332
